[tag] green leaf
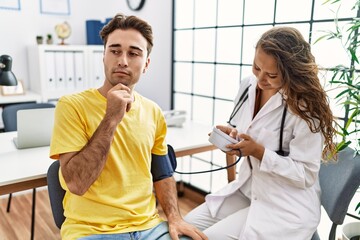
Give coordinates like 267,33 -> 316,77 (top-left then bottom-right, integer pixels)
350,49 -> 359,63
313,34 -> 333,44
356,202 -> 360,214
322,0 -> 341,4
336,141 -> 351,152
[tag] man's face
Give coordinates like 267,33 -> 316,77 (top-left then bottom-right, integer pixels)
103,29 -> 150,90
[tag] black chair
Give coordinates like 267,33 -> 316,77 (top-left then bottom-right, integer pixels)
47,160 -> 65,229
311,147 -> 360,240
2,102 -> 55,239
2,102 -> 55,132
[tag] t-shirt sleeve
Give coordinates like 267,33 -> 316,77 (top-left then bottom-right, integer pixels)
50,97 -> 88,159
151,107 -> 168,156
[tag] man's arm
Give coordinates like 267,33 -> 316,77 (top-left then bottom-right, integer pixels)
59,116 -> 118,195
154,177 -> 208,240
59,83 -> 133,196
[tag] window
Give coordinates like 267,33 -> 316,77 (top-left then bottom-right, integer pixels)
172,0 -> 358,193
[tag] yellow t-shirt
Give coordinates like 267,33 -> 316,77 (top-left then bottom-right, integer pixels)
50,89 -> 168,239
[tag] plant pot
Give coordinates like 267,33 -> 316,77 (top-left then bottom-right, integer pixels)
36,37 -> 43,45
342,222 -> 360,240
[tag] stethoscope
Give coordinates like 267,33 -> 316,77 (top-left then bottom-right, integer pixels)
227,84 -> 288,157
174,85 -> 251,174
227,85 -> 251,128
175,85 -> 251,175
175,85 -> 288,174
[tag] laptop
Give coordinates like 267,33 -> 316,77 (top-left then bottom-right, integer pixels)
13,108 -> 55,149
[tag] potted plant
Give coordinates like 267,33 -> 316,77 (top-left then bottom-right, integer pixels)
315,0 -> 359,153
315,0 -> 360,239
46,34 -> 53,45
36,35 -> 43,44
342,222 -> 360,240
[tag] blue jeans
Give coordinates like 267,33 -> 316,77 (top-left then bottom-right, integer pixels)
78,221 -> 191,240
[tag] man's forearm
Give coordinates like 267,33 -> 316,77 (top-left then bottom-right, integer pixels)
154,177 -> 182,222
60,116 -> 118,195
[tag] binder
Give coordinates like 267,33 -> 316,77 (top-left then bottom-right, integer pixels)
92,51 -> 104,88
85,18 -> 111,45
86,20 -> 103,45
74,52 -> 85,90
44,51 -> 56,91
55,52 -> 66,90
64,52 -> 75,90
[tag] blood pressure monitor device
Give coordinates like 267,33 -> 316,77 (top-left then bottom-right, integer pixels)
208,127 -> 238,151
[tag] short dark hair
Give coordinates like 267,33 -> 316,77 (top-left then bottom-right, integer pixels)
100,13 -> 154,56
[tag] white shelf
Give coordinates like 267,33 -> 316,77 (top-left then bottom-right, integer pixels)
27,45 -> 104,102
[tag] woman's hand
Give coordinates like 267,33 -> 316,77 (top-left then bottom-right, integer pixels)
226,133 -> 265,161
216,125 -> 238,139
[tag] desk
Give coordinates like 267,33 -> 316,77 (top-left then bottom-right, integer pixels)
0,121 -> 216,196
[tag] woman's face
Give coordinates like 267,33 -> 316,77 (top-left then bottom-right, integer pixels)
252,47 -> 283,91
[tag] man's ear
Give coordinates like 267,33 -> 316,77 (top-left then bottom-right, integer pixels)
143,57 -> 151,73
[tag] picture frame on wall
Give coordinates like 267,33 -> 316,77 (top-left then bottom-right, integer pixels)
0,0 -> 21,11
40,0 -> 70,15
1,80 -> 25,96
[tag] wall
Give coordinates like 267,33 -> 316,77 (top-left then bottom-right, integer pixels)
0,0 -> 172,110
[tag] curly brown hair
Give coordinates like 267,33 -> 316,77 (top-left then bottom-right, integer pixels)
256,26 -> 336,161
99,13 -> 153,56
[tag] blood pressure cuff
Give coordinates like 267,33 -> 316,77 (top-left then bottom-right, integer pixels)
151,145 -> 177,182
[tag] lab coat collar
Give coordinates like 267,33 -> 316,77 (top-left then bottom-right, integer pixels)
248,80 -> 285,124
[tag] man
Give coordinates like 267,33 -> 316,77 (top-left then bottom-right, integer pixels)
50,13 -> 207,240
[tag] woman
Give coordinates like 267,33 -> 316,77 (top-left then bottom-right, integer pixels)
184,26 -> 336,239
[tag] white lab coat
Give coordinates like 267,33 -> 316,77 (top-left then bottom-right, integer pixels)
206,76 -> 322,239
